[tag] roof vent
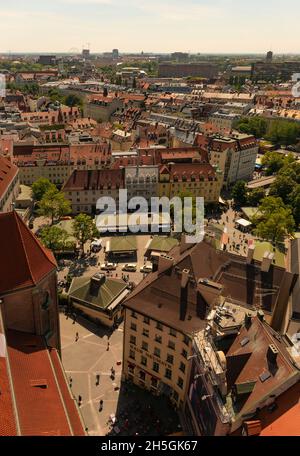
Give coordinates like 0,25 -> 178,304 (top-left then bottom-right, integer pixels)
30,379 -> 48,389
267,344 -> 279,365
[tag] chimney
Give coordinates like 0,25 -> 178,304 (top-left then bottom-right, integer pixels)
89,273 -> 106,297
261,251 -> 274,273
267,344 -> 279,365
181,269 -> 190,288
180,269 -> 189,321
244,312 -> 252,327
257,309 -> 265,321
247,245 -> 255,264
158,254 -> 174,274
180,234 -> 194,254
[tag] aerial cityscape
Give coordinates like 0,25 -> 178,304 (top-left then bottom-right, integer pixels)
1,0 -> 300,441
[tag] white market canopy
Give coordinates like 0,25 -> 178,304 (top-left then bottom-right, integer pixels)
235,218 -> 252,228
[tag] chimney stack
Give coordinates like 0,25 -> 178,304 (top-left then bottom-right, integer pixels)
244,312 -> 252,327
247,245 -> 255,264
180,234 -> 194,255
158,254 -> 174,275
267,344 -> 279,365
179,269 -> 189,321
261,251 -> 274,273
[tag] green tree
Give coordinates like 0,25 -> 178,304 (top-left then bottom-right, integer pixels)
72,214 -> 98,253
235,117 -> 267,138
39,225 -> 70,252
255,209 -> 295,243
266,120 -> 300,146
32,178 -> 57,202
64,94 -> 83,108
261,152 -> 285,176
254,196 -> 295,243
269,175 -> 295,204
289,186 -> 300,227
247,188 -> 265,207
38,188 -> 71,224
231,181 -> 248,206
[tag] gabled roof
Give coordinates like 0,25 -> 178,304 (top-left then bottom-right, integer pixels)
0,211 -> 57,295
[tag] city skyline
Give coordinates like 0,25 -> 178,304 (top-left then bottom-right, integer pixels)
0,0 -> 299,54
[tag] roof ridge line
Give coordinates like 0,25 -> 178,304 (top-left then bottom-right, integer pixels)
18,213 -> 57,272
13,211 -> 35,286
45,345 -> 74,436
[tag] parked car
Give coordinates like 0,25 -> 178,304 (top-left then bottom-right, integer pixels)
122,264 -> 137,272
100,263 -> 117,271
140,264 -> 153,274
60,216 -> 73,221
91,239 -> 102,253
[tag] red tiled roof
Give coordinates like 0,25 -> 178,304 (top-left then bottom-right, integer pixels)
63,168 -> 124,191
0,155 -> 18,200
0,211 -> 57,295
0,357 -> 17,436
49,349 -> 85,436
6,330 -> 85,436
259,381 -> 300,436
169,162 -> 217,180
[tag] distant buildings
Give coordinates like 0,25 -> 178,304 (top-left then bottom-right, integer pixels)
125,165 -> 159,204
196,133 -> 259,187
63,168 -> 124,214
158,63 -> 218,79
251,61 -> 300,82
38,55 -> 57,65
12,143 -> 111,186
82,49 -> 91,60
159,162 -> 222,203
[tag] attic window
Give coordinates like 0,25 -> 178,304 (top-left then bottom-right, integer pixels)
240,337 -> 250,347
259,371 -> 271,383
30,379 -> 48,389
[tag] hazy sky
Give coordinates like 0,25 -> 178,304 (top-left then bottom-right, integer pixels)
0,0 -> 299,54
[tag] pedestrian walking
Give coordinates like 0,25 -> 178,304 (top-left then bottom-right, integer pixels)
96,374 -> 100,386
107,341 -> 110,351
75,332 -> 79,342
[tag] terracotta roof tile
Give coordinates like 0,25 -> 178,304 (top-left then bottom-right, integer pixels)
6,330 -> 84,436
0,211 -> 56,295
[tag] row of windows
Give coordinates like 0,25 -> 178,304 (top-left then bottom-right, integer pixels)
128,363 -> 185,390
130,313 -> 190,345
129,335 -> 188,360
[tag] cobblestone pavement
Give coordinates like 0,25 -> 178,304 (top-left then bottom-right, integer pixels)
60,314 -> 181,436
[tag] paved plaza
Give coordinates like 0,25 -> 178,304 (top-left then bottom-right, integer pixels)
60,313 -> 180,436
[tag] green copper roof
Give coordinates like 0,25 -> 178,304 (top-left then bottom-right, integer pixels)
68,275 -> 128,309
148,236 -> 179,253
107,236 -> 137,253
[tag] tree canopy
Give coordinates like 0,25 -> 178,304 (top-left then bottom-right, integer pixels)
231,181 -> 248,206
235,117 -> 268,138
38,188 -> 71,224
39,225 -> 70,252
32,178 -> 57,202
253,196 -> 295,243
72,214 -> 98,252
